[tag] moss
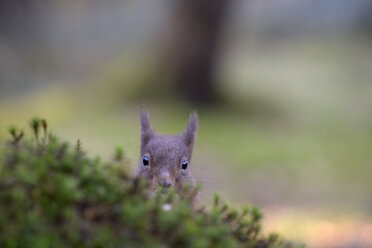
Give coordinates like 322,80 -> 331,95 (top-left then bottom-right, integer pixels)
0,119 -> 303,248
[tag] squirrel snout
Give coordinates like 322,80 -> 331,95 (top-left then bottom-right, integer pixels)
160,180 -> 172,188
158,171 -> 172,188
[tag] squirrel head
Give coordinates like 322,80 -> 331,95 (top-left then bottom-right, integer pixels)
137,107 -> 198,191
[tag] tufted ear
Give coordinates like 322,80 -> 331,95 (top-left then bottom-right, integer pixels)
183,111 -> 198,154
140,106 -> 154,152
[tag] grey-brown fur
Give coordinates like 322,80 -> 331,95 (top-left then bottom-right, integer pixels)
137,107 -> 198,195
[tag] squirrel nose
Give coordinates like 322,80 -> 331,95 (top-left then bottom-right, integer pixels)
159,171 -> 172,188
161,180 -> 172,188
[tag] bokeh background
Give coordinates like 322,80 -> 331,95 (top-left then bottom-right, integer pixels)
1,1 -> 372,247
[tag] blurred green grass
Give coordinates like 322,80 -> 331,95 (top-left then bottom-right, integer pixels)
1,85 -> 371,212
1,38 -> 371,215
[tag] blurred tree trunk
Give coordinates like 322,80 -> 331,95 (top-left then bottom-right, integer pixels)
163,0 -> 230,104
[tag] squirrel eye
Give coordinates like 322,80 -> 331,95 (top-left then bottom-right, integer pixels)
181,160 -> 188,170
143,156 -> 149,166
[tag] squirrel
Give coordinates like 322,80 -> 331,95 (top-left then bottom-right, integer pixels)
136,107 -> 199,203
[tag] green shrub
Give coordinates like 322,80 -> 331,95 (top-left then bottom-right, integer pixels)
0,119 -> 303,248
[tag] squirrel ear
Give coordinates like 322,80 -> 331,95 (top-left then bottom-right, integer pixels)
183,111 -> 198,152
140,106 -> 154,148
